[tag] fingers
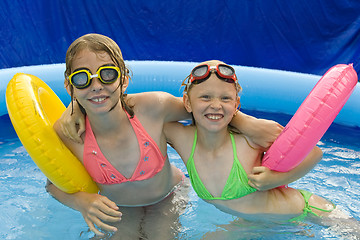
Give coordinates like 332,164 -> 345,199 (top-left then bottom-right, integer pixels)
248,179 -> 257,189
101,197 -> 120,212
83,206 -> 121,235
84,215 -> 118,236
59,123 -> 71,141
58,118 -> 83,143
247,173 -> 259,190
272,120 -> 283,130
92,196 -> 122,222
77,117 -> 86,139
96,206 -> 122,222
84,218 -> 106,236
266,120 -> 283,143
58,101 -> 85,143
272,123 -> 283,140
251,166 -> 266,174
248,166 -> 271,191
79,194 -> 122,236
90,214 -> 118,233
68,121 -> 83,143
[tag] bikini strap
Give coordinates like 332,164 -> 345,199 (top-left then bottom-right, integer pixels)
229,132 -> 238,160
299,189 -> 336,216
189,129 -> 198,160
309,202 -> 336,213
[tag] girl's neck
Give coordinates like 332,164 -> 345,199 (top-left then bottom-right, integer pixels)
196,126 -> 229,151
87,102 -> 128,135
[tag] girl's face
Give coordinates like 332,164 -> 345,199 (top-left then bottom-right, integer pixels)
184,72 -> 240,133
69,48 -> 127,115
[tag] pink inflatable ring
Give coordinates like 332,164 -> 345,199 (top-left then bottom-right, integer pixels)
262,64 -> 358,172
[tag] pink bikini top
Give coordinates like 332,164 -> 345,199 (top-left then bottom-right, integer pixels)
83,113 -> 167,185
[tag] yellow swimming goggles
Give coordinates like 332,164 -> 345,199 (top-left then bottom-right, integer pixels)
68,66 -> 121,89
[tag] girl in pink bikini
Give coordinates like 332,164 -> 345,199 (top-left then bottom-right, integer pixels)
47,33 -> 282,238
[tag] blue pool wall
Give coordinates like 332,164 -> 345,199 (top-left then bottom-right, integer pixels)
0,61 -> 359,128
0,1 -> 360,75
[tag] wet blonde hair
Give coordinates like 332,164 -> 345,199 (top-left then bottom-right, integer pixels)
64,33 -> 134,117
181,60 -> 242,127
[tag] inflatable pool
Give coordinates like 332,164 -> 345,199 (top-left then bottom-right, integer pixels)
1,61 -> 359,239
1,61 -> 359,128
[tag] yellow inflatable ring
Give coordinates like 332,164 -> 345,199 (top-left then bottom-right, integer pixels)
6,73 -> 99,193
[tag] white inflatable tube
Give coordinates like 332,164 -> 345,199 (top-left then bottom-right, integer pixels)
1,61 -> 359,127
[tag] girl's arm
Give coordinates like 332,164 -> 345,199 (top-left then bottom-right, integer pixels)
160,93 -> 283,148
230,111 -> 283,149
163,121 -> 193,165
57,92 -> 282,148
50,121 -> 121,236
248,146 -> 323,191
158,93 -> 283,148
45,180 -> 121,236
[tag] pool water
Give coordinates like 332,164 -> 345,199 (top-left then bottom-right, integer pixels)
0,110 -> 359,240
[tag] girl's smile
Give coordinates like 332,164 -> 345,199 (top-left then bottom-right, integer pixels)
88,95 -> 109,104
70,49 -> 122,114
205,113 -> 224,121
184,74 -> 239,132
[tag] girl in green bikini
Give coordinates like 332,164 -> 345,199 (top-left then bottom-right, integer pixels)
164,60 -> 355,226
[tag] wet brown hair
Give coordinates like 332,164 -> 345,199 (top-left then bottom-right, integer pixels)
64,33 -> 134,117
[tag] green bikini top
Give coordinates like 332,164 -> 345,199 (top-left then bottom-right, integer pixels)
186,130 -> 257,200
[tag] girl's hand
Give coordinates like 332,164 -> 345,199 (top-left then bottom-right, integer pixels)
58,101 -> 85,143
249,119 -> 283,150
230,112 -> 283,150
74,192 -> 122,236
248,166 -> 284,191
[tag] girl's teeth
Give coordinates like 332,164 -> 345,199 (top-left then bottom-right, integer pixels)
93,97 -> 106,102
207,115 -> 221,120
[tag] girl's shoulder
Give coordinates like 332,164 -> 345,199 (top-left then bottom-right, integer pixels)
231,132 -> 262,151
128,91 -> 173,104
164,122 -> 195,141
164,123 -> 196,163
128,92 -> 188,122
128,92 -> 173,113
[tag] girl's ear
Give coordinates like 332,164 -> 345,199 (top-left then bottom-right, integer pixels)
235,95 -> 241,111
121,75 -> 129,92
65,80 -> 72,95
183,93 -> 192,113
